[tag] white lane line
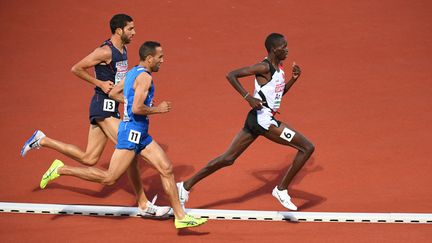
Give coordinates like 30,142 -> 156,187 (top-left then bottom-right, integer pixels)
1,202 -> 431,224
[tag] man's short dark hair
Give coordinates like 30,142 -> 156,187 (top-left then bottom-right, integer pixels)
139,41 -> 161,60
110,14 -> 133,34
265,33 -> 285,53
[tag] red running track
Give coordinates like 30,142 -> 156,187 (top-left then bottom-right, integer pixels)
0,0 -> 431,242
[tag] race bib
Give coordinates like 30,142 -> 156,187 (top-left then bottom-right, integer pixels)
280,127 -> 296,142
128,129 -> 141,144
274,82 -> 285,109
103,99 -> 115,112
115,60 -> 128,84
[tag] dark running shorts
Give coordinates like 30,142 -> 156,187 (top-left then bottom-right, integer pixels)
243,109 -> 281,136
89,92 -> 120,125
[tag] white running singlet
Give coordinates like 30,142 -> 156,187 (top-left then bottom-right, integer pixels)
253,59 -> 285,130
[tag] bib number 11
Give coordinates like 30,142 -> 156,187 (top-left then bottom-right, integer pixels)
128,130 -> 141,144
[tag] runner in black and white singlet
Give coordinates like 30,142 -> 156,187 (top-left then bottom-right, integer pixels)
21,14 -> 168,215
177,33 -> 315,211
244,58 -> 286,135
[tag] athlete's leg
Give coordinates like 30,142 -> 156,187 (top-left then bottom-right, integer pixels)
97,117 -> 149,208
138,141 -> 207,227
139,141 -> 184,219
95,117 -> 119,143
183,129 -> 257,191
39,125 -> 108,166
58,149 -> 136,185
126,159 -> 148,208
262,122 -> 315,190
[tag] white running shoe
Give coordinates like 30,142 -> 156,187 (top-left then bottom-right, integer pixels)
272,186 -> 298,211
177,181 -> 189,205
138,195 -> 171,217
20,130 -> 46,157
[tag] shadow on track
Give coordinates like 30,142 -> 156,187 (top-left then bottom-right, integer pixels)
196,157 -> 326,210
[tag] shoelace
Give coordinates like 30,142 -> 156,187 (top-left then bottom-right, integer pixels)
43,166 -> 58,179
179,184 -> 188,200
178,216 -> 198,225
276,190 -> 291,202
29,139 -> 41,149
144,195 -> 159,214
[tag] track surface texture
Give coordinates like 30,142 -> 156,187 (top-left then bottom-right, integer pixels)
1,0 -> 431,242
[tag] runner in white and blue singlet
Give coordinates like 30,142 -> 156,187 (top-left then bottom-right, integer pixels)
116,65 -> 154,153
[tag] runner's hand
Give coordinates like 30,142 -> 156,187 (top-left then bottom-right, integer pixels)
157,101 -> 172,113
246,96 -> 263,110
100,81 -> 114,94
292,62 -> 301,80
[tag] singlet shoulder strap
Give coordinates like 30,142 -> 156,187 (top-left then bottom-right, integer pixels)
136,66 -> 152,76
101,39 -> 126,55
262,59 -> 276,76
255,59 -> 276,87
100,39 -> 112,48
96,39 -> 114,69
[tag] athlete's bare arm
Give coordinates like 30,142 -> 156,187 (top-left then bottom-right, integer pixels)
283,62 -> 301,95
109,79 -> 125,103
132,72 -> 171,115
226,62 -> 270,110
71,45 -> 113,94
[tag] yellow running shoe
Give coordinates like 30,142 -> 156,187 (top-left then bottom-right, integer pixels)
174,214 -> 207,229
40,159 -> 64,189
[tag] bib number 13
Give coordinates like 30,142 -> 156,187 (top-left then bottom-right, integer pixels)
128,129 -> 141,144
103,99 -> 115,112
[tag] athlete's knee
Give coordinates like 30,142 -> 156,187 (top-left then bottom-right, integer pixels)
81,154 -> 99,166
302,141 -> 315,155
102,177 -> 117,186
101,173 -> 118,186
307,142 -> 315,154
219,155 -> 236,167
159,162 -> 174,178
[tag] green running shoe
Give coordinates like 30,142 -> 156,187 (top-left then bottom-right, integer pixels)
174,214 -> 207,229
40,159 -> 63,189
